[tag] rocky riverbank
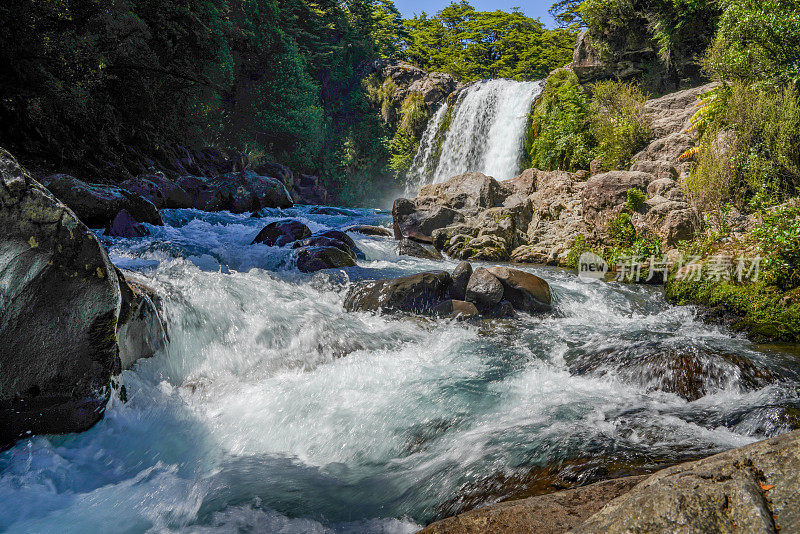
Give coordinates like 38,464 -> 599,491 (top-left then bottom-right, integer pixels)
421,428 -> 800,533
0,150 -> 168,450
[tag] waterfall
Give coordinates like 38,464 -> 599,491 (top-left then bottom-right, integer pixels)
406,79 -> 543,191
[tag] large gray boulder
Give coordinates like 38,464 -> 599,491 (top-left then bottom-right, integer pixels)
43,174 -> 163,228
393,198 -> 464,243
344,271 -> 453,314
120,173 -> 193,209
0,150 -> 122,447
486,266 -> 552,313
578,430 -> 800,533
419,172 -> 507,210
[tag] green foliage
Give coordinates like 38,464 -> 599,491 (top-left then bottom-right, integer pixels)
566,234 -> 592,268
403,2 -> 575,82
625,187 -> 646,211
683,84 -> 800,212
666,277 -> 800,342
527,70 -> 597,171
589,81 -> 649,171
754,204 -> 800,290
580,0 -> 719,67
703,0 -> 800,86
607,212 -> 637,247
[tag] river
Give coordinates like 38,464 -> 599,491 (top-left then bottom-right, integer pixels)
1,205 -> 799,533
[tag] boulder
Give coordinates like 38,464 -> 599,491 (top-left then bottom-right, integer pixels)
419,172 -> 507,210
120,173 -> 192,209
252,220 -> 312,246
44,174 -> 163,228
253,161 -> 294,191
206,171 -> 292,213
293,236 -> 357,260
116,272 -> 168,369
175,175 -> 218,209
465,268 -> 504,310
407,71 -> 458,111
432,300 -> 479,320
314,229 -> 363,259
0,150 -> 121,448
393,198 -> 464,243
486,266 -> 552,313
578,430 -> 800,533
419,476 -> 646,534
398,238 -> 443,260
296,246 -> 356,273
104,209 -> 149,238
582,171 -> 652,229
451,261 -> 473,301
345,225 -> 393,237
344,271 -> 453,314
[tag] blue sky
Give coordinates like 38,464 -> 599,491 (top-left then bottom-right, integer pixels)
392,0 -> 557,27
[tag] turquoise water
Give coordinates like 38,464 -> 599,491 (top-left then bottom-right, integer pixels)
1,206 -> 798,533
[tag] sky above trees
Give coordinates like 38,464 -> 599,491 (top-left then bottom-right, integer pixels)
393,0 -> 556,26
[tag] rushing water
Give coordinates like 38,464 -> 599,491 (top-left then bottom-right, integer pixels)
407,79 -> 544,190
2,206 -> 800,533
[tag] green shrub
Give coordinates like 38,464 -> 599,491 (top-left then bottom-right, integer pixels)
527,69 -> 597,171
703,0 -> 800,86
398,93 -> 429,137
754,204 -> 800,290
590,81 -> 650,171
607,211 -> 636,247
684,83 -> 800,212
566,234 -> 593,268
625,187 -> 646,211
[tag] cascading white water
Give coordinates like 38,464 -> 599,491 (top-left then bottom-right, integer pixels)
405,102 -> 449,194
2,206 -> 799,532
407,79 -> 543,191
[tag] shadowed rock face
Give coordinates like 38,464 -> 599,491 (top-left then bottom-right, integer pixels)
296,246 -> 356,273
0,150 -> 122,448
252,220 -> 312,246
43,174 -> 163,227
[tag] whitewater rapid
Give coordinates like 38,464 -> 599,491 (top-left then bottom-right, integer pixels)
1,206 -> 799,533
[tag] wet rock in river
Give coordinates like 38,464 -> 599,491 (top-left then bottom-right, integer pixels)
104,209 -> 149,238
43,174 -> 163,228
344,271 -> 454,314
0,150 -> 122,447
486,266 -> 552,313
465,268 -> 504,310
398,238 -> 443,260
252,220 -> 312,246
296,246 -> 356,273
432,300 -> 479,320
451,261 -> 473,301
344,224 -> 392,237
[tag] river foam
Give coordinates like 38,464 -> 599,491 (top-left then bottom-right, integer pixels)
1,206 -> 798,532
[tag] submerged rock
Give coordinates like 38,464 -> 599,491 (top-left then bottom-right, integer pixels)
344,224 -> 392,237
43,174 -> 163,228
104,209 -> 149,238
0,150 -> 122,447
344,271 -> 454,314
295,246 -> 356,273
251,220 -> 312,246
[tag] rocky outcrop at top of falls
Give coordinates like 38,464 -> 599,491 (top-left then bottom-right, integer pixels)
421,428 -> 800,534
372,59 -> 459,114
395,83 -> 719,266
0,149 -> 167,450
343,261 -> 551,318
